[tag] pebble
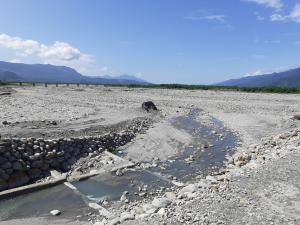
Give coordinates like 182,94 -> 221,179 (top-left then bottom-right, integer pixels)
165,191 -> 177,200
107,217 -> 120,225
179,184 -> 198,197
116,169 -> 124,176
120,191 -> 129,202
157,208 -> 166,215
120,212 -> 135,222
139,192 -> 147,197
50,209 -> 61,216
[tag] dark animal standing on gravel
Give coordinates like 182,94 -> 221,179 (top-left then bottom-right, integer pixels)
142,101 -> 158,112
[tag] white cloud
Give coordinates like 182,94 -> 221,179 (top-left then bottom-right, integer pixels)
290,4 -> 300,21
256,15 -> 266,20
254,12 -> 266,20
244,66 -> 299,77
271,4 -> 300,23
134,72 -> 143,77
244,69 -> 274,76
9,58 -> 22,63
39,42 -> 81,61
265,40 -> 281,44
100,66 -> 109,72
244,0 -> 283,9
0,34 -> 81,60
253,70 -> 265,75
0,33 -> 107,75
185,14 -> 226,23
184,10 -> 226,23
270,14 -> 285,21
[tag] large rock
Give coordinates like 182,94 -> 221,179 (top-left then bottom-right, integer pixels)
142,203 -> 158,214
41,163 -> 50,171
7,172 -> 29,188
2,121 -> 9,125
1,161 -> 12,169
157,208 -> 166,215
0,156 -> 7,164
165,191 -> 177,200
293,114 -> 300,120
0,169 -> 9,180
178,184 -> 198,197
50,209 -> 61,216
0,141 -> 10,153
120,212 -> 135,222
28,168 -> 42,179
0,178 -> 7,191
142,101 -> 158,112
31,160 -> 43,168
0,146 -> 7,153
107,218 -> 120,225
60,162 -> 70,172
12,161 -> 23,171
151,197 -> 171,208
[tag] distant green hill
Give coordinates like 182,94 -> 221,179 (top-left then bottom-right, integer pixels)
0,61 -> 151,85
217,67 -> 300,87
0,71 -> 22,82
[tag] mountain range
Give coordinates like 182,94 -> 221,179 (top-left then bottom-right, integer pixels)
0,61 -> 150,85
1,61 -> 300,87
217,67 -> 300,87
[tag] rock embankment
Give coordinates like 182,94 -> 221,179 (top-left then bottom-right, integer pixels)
0,118 -> 152,191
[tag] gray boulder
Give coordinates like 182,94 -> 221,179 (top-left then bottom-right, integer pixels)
28,168 -> 42,179
12,161 -> 23,171
0,178 -> 7,191
142,101 -> 158,112
7,172 -> 29,188
1,161 -> 12,169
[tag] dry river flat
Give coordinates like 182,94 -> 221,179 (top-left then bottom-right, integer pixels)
0,86 -> 299,225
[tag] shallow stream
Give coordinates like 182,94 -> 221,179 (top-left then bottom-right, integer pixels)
0,108 -> 237,221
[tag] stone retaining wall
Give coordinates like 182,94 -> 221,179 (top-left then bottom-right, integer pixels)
0,119 -> 151,191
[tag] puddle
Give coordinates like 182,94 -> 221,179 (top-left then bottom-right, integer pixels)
0,184 -> 95,221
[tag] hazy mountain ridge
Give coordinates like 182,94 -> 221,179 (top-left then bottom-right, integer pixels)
85,74 -> 149,84
217,67 -> 300,87
0,70 -> 22,81
0,61 -> 150,85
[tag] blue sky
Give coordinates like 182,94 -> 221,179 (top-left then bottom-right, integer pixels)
0,0 -> 300,84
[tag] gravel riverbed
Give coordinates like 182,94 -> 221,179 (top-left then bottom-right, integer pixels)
0,86 -> 299,225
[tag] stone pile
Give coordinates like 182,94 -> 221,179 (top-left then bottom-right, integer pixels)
0,118 -> 152,191
226,129 -> 300,170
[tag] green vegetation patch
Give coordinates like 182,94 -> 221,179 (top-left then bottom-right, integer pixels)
107,84 -> 300,94
0,81 -> 8,86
